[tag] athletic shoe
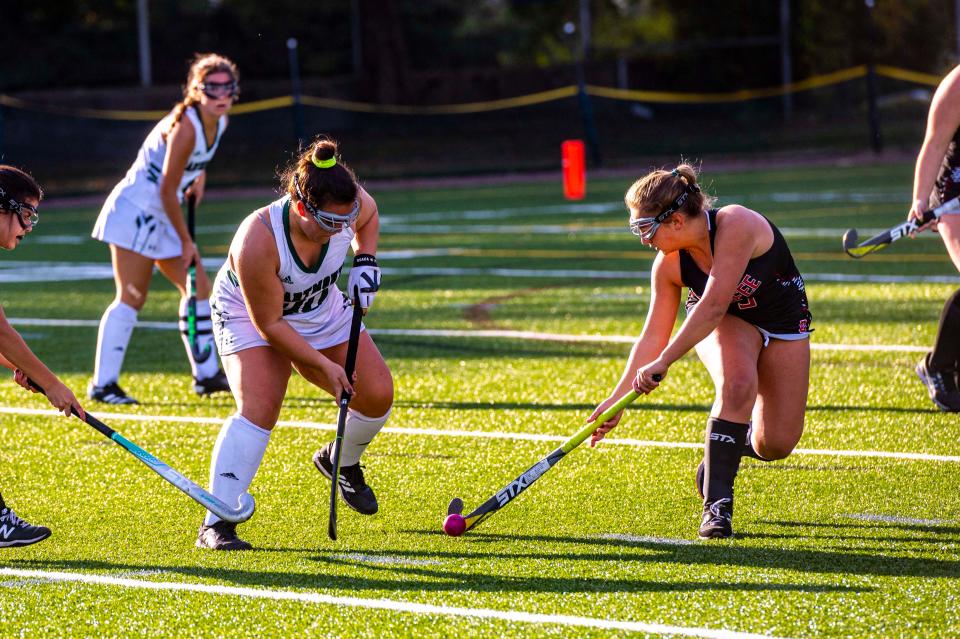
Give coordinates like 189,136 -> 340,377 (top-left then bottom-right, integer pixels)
0,507 -> 52,548
698,498 -> 734,540
88,381 -> 138,405
313,443 -> 379,515
196,520 -> 252,551
194,370 -> 230,396
915,356 -> 960,412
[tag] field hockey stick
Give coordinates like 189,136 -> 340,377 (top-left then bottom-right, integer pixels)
185,194 -> 211,363
446,379 -> 658,535
842,196 -> 960,258
328,289 -> 365,541
26,379 -> 255,523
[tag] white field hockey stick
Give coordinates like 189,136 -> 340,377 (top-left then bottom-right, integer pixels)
29,379 -> 255,523
843,197 -> 960,258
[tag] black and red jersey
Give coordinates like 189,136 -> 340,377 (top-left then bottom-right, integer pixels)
934,128 -> 960,207
678,209 -> 812,335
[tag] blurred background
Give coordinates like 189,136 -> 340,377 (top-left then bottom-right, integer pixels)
2,0 -> 957,193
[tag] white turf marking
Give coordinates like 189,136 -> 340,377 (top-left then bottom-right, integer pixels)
333,553 -> 442,566
4,318 -> 929,353
842,513 -> 954,526
597,534 -> 696,546
0,568 -> 787,639
1,406 -> 958,463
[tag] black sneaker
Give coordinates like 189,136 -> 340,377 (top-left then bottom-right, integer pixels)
313,443 -> 379,515
915,356 -> 960,412
0,507 -> 52,548
196,520 -> 252,551
88,381 -> 138,405
699,498 -> 734,540
194,370 -> 230,396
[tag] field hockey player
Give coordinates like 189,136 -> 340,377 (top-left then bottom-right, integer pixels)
197,137 -> 393,550
89,53 -> 239,404
588,164 -> 812,539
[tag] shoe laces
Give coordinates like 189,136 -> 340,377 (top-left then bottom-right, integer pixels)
340,463 -> 368,489
0,508 -> 24,526
707,498 -> 732,520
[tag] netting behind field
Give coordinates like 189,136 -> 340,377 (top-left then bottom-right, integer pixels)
0,65 -> 938,193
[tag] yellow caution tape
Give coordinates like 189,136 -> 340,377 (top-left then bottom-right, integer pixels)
0,65 -> 942,119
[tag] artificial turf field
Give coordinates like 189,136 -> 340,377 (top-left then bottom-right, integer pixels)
0,161 -> 958,638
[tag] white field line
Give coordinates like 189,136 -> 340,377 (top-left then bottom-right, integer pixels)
3,318 -> 930,353
1,406 -> 957,463
842,513 -> 954,526
596,534 -> 697,546
0,568 -> 787,639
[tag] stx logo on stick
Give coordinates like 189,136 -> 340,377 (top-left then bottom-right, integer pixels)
496,460 -> 551,506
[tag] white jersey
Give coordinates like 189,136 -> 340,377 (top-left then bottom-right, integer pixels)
111,106 -> 226,212
211,196 -> 358,355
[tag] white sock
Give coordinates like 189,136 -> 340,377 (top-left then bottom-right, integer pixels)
93,300 -> 138,387
179,297 -> 220,379
204,414 -> 271,526
339,408 -> 391,466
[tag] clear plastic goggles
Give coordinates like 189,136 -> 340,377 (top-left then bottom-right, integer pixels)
0,188 -> 38,227
629,187 -> 697,242
199,80 -> 239,100
294,180 -> 360,233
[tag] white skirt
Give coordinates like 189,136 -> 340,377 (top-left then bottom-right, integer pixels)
92,189 -> 183,260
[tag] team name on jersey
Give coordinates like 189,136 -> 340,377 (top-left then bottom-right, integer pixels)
282,269 -> 341,315
185,160 -> 210,172
732,274 -> 761,310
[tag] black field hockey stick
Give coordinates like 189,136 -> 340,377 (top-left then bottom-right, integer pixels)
27,379 -> 255,523
446,378 -> 659,535
842,197 -> 960,258
328,289 -> 365,541
185,194 -> 212,363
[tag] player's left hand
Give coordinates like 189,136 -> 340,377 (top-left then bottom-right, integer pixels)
908,198 -> 938,236
348,254 -> 381,312
184,182 -> 205,207
13,369 -> 36,393
633,360 -> 667,394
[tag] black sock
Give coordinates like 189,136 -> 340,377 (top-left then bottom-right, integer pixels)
704,417 -> 749,503
0,493 -> 5,511
930,287 -> 960,372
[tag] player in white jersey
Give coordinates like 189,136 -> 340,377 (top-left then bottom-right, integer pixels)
196,138 -> 393,550
88,53 -> 239,405
0,165 -> 87,548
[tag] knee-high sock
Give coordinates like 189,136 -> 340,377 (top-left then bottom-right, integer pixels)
338,408 -> 390,466
930,287 -> 960,372
204,414 -> 271,526
93,300 -> 138,387
179,297 -> 220,380
704,417 -> 749,503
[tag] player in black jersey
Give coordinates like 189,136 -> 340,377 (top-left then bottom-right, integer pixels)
588,164 -> 812,539
907,65 -> 960,412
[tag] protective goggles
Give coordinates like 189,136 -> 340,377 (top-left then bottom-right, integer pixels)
198,80 -> 239,100
0,187 -> 39,227
294,179 -> 360,233
629,184 -> 699,242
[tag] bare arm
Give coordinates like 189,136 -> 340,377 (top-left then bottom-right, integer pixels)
635,206 -> 765,391
351,186 -> 379,256
912,66 -> 960,221
588,251 -> 681,444
233,214 -> 353,395
0,307 -> 84,417
160,117 -> 200,270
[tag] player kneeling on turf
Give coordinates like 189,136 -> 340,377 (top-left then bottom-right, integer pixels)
0,165 -> 86,548
197,137 -> 393,550
589,165 -> 812,540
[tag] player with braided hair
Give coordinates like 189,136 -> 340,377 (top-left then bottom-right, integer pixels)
196,137 -> 392,550
89,53 -> 239,404
588,164 -> 812,539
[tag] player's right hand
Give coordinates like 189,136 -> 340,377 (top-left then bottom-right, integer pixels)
908,198 -> 937,236
587,396 -> 624,448
182,241 -> 202,273
45,380 -> 85,420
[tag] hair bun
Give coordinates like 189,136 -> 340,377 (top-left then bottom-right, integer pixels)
313,139 -> 337,163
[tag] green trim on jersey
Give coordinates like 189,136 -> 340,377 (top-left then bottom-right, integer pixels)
191,105 -> 223,152
282,199 -> 329,274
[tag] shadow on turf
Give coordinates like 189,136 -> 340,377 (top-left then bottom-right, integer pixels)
6,555 -> 865,595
